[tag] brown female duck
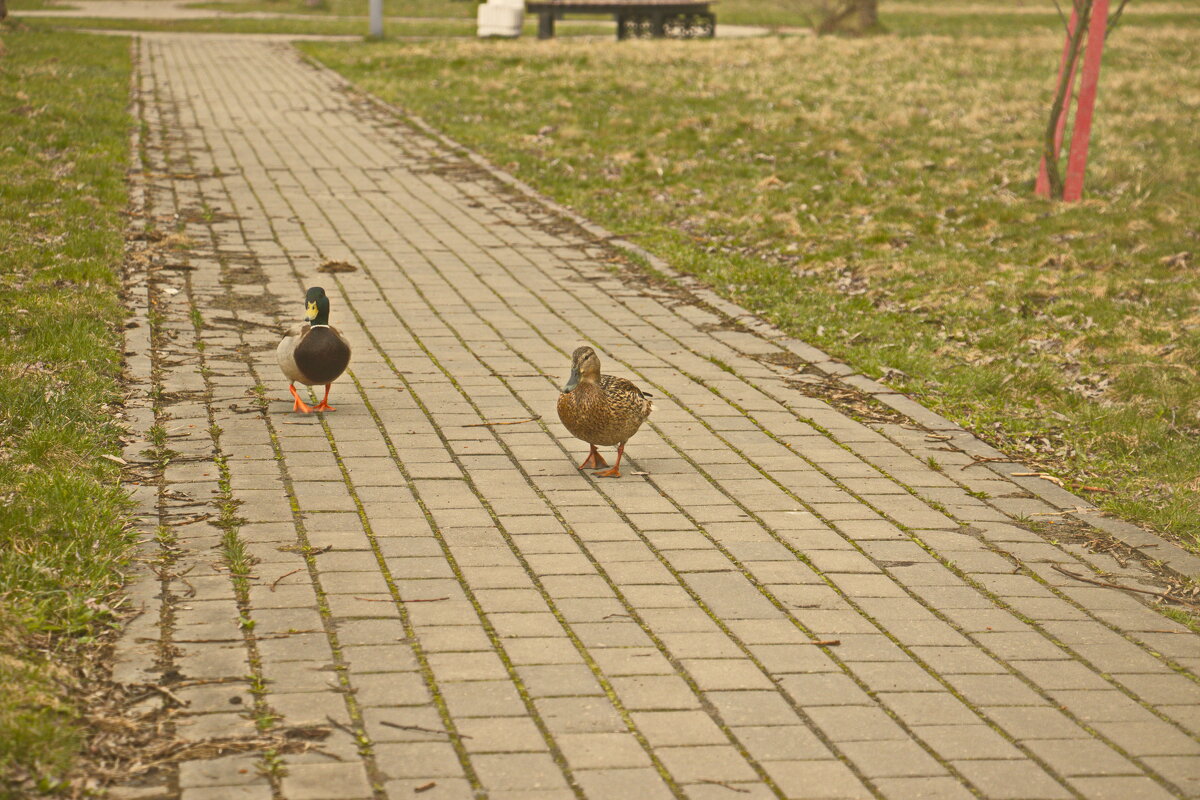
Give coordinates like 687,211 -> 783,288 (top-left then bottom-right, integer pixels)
277,286 -> 351,413
556,346 -> 653,478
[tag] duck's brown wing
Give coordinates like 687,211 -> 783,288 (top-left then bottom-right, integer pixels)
601,374 -> 651,400
599,375 -> 654,418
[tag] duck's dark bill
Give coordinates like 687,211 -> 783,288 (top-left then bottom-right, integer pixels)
562,365 -> 581,393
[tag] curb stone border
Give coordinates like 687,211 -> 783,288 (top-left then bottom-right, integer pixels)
308,52 -> 1200,586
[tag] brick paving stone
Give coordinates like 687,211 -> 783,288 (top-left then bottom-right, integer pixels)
760,760 -> 871,799
1067,776 -> 1178,800
471,753 -> 570,791
555,732 -> 652,769
573,768 -> 676,800
382,778 -> 475,799
278,763 -> 374,800
951,761 -> 1073,799
108,31 -> 1200,800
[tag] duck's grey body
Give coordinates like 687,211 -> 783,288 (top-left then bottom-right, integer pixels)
277,323 -> 351,386
279,286 -> 351,413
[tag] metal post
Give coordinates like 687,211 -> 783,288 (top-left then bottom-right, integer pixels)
369,0 -> 383,38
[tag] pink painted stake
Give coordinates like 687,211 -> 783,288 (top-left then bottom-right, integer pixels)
1035,4 -> 1081,198
1062,0 -> 1110,201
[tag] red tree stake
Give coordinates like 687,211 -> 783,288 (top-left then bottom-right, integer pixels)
1062,0 -> 1110,201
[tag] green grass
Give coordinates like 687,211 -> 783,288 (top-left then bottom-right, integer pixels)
0,25 -> 134,796
303,16 -> 1200,546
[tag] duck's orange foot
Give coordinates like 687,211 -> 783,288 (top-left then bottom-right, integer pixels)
288,384 -> 313,413
578,446 -> 608,470
592,443 -> 625,478
312,384 -> 336,412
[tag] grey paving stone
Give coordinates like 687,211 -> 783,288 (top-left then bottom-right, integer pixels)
951,760 -> 1071,799
573,767 -> 676,800
554,732 -> 651,770
760,760 -> 871,799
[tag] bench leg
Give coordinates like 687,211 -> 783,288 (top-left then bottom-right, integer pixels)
538,11 -> 555,39
651,10 -> 665,36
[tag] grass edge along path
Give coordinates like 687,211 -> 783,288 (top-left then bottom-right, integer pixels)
301,21 -> 1200,551
0,25 -> 137,797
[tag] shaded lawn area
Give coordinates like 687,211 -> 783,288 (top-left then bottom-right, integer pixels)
304,19 -> 1200,545
0,25 -> 135,796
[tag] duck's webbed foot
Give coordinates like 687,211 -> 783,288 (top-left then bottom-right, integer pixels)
593,444 -> 626,478
289,383 -> 313,413
312,383 -> 336,412
578,445 -> 609,470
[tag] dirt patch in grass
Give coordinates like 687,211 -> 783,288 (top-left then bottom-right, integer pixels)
304,17 -> 1200,546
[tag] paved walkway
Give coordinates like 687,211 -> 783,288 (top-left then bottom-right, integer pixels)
112,34 -> 1200,800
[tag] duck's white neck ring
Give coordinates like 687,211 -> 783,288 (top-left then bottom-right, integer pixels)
309,323 -> 331,329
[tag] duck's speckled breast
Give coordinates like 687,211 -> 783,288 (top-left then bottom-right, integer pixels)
557,376 -> 652,447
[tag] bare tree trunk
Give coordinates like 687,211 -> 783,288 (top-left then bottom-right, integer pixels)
815,0 -> 882,35
815,1 -> 857,34
858,0 -> 878,29
1,0 -> 8,21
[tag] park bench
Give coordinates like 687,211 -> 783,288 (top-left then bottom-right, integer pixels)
525,0 -> 715,40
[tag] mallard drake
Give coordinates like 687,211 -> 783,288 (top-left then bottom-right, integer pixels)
556,346 -> 653,478
277,286 -> 351,413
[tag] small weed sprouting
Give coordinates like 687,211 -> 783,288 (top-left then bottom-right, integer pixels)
926,457 -> 943,473
708,356 -> 735,375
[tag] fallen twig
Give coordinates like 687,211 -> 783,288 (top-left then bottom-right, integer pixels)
1031,506 -> 1097,518
961,456 -> 1013,470
353,596 -> 394,603
403,596 -> 449,603
1050,564 -> 1200,608
1012,472 -> 1064,487
165,677 -> 247,688
270,568 -> 305,591
131,683 -> 190,708
415,783 -> 437,794
380,721 -> 467,738
697,778 -> 750,793
802,639 -> 841,647
325,715 -> 357,737
165,513 -> 212,527
463,416 -> 540,428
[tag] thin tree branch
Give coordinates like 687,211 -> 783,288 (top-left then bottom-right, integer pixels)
1107,0 -> 1133,38
1050,0 -> 1069,33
